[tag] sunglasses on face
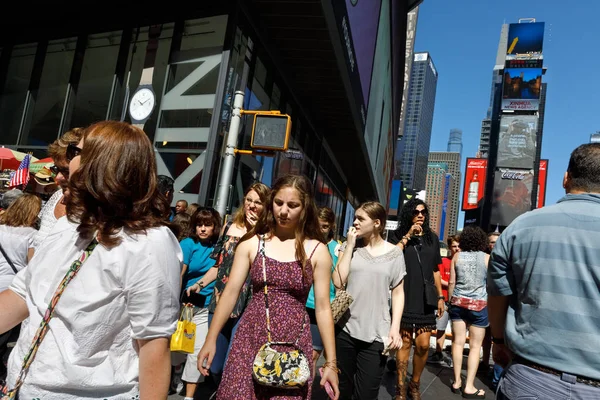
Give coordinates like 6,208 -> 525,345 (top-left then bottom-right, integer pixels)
412,209 -> 427,217
49,165 -> 69,176
66,144 -> 82,162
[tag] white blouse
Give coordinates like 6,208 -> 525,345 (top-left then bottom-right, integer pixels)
0,225 -> 36,292
7,216 -> 182,399
32,188 -> 63,251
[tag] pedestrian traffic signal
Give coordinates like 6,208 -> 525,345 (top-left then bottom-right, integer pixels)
250,112 -> 291,151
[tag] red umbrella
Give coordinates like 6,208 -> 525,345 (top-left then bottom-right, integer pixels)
0,148 -> 38,171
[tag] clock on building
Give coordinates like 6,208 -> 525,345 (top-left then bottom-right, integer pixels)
129,86 -> 156,122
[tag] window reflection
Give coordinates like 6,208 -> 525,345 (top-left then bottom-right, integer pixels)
25,37 -> 77,146
69,31 -> 122,130
0,43 -> 36,145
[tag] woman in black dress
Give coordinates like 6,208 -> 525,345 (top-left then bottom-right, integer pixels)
392,199 -> 444,400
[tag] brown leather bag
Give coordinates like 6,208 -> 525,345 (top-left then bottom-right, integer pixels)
331,267 -> 353,323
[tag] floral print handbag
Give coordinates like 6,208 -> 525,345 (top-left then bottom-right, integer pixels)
251,236 -> 310,389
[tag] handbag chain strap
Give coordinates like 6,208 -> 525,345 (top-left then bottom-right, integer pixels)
3,239 -> 98,398
259,235 -> 307,347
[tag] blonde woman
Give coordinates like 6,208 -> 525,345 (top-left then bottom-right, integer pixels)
0,193 -> 41,288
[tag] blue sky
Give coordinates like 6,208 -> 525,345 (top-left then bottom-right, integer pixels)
414,0 -> 600,228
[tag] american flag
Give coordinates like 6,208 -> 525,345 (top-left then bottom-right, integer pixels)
9,154 -> 31,188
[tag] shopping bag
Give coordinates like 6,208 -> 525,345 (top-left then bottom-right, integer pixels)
170,304 -> 196,354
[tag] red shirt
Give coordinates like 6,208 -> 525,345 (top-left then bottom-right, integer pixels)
439,257 -> 452,301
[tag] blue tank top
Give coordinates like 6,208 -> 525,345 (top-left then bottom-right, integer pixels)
305,240 -> 338,309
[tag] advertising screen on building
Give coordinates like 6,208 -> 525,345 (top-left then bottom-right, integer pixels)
497,115 -> 538,169
501,68 -> 542,111
490,168 -> 534,227
331,0 -> 383,127
506,22 -> 545,59
537,159 -> 548,208
462,158 -> 488,211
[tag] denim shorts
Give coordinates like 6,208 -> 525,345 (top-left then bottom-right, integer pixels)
449,305 -> 489,328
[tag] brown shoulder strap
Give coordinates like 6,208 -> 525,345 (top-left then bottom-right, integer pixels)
308,241 -> 320,261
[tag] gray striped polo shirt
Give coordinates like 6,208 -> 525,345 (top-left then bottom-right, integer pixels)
488,193 -> 600,380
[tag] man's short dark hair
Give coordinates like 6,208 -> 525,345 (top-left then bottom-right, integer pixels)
157,175 -> 174,196
567,144 -> 600,192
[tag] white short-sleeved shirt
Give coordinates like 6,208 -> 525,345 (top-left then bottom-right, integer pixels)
7,216 -> 182,399
0,225 -> 36,292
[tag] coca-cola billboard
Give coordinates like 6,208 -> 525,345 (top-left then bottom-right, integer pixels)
490,168 -> 534,227
462,158 -> 488,211
501,171 -> 526,180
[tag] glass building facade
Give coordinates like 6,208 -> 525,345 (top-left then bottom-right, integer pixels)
0,1 -> 413,238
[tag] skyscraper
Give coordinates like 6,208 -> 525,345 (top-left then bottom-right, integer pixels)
425,162 -> 450,238
428,152 -> 460,240
478,24 -> 509,157
447,128 -> 463,159
396,52 -> 438,190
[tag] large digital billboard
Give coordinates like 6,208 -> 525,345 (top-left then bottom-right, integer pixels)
490,169 -> 534,227
502,68 -> 542,110
497,115 -> 538,169
462,158 -> 488,211
506,22 -> 545,59
537,159 -> 548,208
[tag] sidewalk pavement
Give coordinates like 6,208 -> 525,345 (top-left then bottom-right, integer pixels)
170,349 -> 496,399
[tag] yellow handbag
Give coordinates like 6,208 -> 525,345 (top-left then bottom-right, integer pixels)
170,304 -> 196,354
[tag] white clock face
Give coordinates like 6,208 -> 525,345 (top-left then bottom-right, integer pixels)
129,88 -> 155,121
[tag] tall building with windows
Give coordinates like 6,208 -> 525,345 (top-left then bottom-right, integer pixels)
478,24 -> 508,157
425,162 -> 450,239
447,128 -> 463,159
0,0 -> 418,238
396,52 -> 438,190
428,152 -> 460,240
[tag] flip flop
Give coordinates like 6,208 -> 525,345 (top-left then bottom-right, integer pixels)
462,389 -> 485,399
450,380 -> 462,394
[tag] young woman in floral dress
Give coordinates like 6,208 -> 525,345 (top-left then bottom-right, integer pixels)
197,174 -> 340,400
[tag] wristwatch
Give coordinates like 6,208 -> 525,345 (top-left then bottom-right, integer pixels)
437,295 -> 445,300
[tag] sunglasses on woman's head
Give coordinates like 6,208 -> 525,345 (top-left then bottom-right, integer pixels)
66,143 -> 82,162
412,209 -> 427,216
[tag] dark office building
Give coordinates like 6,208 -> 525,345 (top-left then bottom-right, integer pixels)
395,51 -> 438,190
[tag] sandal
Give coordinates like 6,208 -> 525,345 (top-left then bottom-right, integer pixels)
450,380 -> 462,394
462,389 -> 485,399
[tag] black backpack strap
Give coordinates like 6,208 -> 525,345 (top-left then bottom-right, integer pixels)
0,241 -> 18,274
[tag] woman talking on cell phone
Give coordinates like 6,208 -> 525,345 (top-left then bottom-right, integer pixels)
392,198 -> 444,400
333,202 -> 406,400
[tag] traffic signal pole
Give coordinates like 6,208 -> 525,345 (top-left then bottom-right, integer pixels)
215,90 -> 245,217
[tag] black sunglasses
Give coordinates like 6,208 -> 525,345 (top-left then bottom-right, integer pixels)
66,144 -> 82,162
412,209 -> 427,217
49,165 -> 69,176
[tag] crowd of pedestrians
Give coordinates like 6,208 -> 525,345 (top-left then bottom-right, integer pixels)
0,118 -> 598,400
